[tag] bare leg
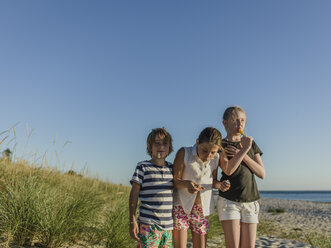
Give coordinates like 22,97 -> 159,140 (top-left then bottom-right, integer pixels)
240,223 -> 257,248
173,229 -> 188,248
221,220 -> 241,248
191,231 -> 207,248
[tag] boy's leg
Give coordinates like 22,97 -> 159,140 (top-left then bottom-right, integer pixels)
160,229 -> 173,248
138,224 -> 161,248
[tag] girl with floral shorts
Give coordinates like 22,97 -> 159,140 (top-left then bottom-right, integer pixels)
173,127 -> 230,248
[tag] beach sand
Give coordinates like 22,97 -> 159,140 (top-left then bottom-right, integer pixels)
187,198 -> 331,247
259,198 -> 331,237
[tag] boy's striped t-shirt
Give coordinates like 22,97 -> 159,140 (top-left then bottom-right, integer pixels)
130,160 -> 173,230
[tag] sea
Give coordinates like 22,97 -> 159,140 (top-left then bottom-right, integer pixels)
259,191 -> 331,203
213,190 -> 331,202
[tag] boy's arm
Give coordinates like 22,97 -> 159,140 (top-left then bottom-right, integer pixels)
129,182 -> 140,241
173,148 -> 202,193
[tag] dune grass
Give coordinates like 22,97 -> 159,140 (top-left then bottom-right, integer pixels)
0,159 -> 136,248
0,157 -> 329,248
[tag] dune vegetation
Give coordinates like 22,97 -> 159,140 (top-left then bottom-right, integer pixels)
1,159 -> 330,248
0,158 -> 136,248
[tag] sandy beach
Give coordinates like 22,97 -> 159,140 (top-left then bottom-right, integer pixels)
259,198 -> 331,237
187,198 -> 331,247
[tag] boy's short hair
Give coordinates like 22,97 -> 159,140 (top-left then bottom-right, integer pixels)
198,127 -> 222,147
146,127 -> 173,157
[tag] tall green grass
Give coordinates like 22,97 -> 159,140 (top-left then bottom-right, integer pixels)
0,159 -> 136,248
2,155 -> 328,247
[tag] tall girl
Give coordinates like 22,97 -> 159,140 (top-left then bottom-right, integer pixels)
217,106 -> 265,248
173,127 -> 230,248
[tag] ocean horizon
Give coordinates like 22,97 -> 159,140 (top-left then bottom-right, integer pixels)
213,190 -> 331,202
259,190 -> 331,202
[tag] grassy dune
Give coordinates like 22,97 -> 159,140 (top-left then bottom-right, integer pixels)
1,159 -> 329,248
0,159 -> 135,248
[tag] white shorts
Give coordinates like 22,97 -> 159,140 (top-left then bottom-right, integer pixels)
217,196 -> 259,224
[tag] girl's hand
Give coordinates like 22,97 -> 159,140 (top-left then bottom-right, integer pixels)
220,180 -> 231,192
224,145 -> 240,158
241,135 -> 253,150
187,181 -> 204,193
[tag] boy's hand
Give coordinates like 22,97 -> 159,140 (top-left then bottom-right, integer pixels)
129,219 -> 139,241
136,242 -> 142,248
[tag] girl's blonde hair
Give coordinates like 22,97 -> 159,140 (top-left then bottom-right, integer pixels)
222,105 -> 246,121
146,127 -> 173,157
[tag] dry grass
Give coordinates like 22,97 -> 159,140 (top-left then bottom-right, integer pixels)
0,159 -> 135,248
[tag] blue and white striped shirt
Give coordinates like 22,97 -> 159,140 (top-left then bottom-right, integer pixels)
130,161 -> 173,230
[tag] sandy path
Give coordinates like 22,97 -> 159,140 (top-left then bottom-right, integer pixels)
186,198 -> 331,247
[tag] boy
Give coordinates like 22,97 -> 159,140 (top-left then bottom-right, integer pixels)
129,127 -> 174,248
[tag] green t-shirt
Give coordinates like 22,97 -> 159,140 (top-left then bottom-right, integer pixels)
219,139 -> 263,202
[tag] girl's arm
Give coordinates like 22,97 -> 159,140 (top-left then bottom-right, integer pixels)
212,164 -> 221,189
223,137 -> 265,179
213,155 -> 230,192
242,153 -> 265,179
220,137 -> 252,176
129,182 -> 140,241
173,148 -> 202,193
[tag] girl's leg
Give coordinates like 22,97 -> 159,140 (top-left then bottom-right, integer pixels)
239,223 -> 257,248
189,204 -> 209,248
172,229 -> 187,248
240,200 -> 259,248
191,231 -> 207,248
221,220 -> 241,248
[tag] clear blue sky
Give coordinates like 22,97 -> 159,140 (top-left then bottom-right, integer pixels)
1,1 -> 330,190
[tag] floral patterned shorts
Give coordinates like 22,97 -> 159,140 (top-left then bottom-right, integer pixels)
138,223 -> 173,248
173,205 -> 209,235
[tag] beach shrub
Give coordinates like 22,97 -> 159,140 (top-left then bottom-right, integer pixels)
267,207 -> 285,214
292,228 -> 331,248
304,232 -> 331,248
257,218 -> 277,235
